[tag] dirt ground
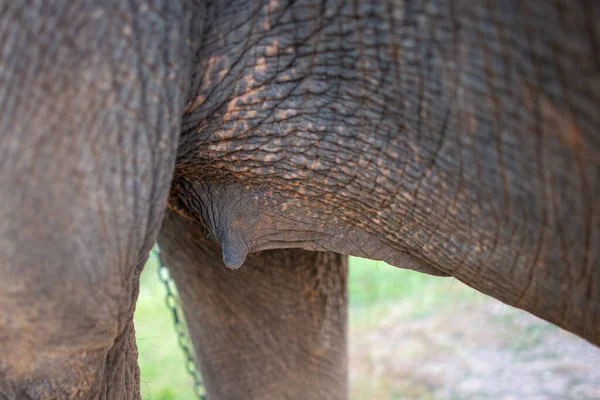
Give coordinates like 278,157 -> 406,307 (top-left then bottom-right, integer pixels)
350,297 -> 600,400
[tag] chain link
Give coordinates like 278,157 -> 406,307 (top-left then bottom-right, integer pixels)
152,245 -> 208,400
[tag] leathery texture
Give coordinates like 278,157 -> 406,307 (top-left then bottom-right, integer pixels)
169,0 -> 600,344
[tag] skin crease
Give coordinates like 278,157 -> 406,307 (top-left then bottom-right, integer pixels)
0,0 -> 598,399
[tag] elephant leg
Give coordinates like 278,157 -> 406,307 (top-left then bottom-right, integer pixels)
157,209 -> 348,400
0,2 -> 195,398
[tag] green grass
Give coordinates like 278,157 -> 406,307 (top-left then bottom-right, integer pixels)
136,253 -> 197,400
135,255 -> 480,399
348,258 -> 484,323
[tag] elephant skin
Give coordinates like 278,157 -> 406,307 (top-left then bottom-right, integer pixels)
0,0 -> 599,399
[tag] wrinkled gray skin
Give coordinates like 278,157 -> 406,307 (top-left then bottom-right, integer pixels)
1,0 -> 599,399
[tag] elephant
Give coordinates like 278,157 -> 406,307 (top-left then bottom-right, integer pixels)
0,0 -> 598,399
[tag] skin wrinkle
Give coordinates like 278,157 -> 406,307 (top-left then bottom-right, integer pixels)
483,0 -> 512,276
512,3 -> 546,311
433,0 -> 471,269
172,0 -> 600,346
545,31 -> 580,324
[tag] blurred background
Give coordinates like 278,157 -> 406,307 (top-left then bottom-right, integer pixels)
135,253 -> 600,400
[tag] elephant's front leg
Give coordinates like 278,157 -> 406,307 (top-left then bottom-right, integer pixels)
157,210 -> 348,400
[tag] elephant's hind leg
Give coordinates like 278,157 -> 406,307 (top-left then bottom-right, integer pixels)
157,210 -> 348,400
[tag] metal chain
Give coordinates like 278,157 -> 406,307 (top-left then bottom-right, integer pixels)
152,245 -> 208,400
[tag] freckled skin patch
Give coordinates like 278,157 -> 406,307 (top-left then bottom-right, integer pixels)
172,0 -> 600,346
